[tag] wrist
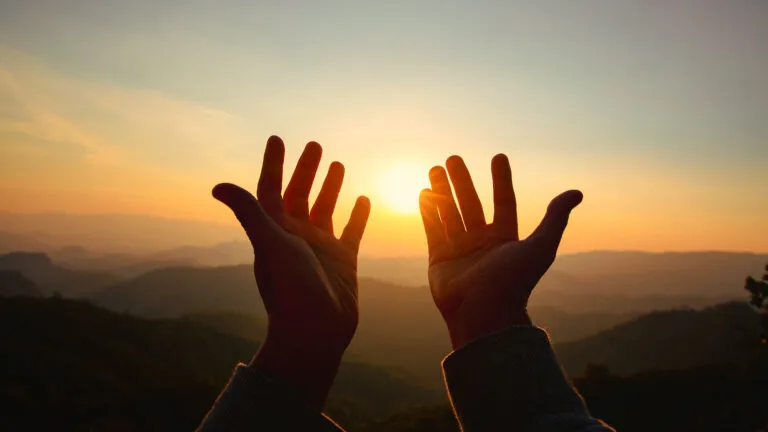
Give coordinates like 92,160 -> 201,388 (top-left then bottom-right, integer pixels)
448,308 -> 532,350
249,333 -> 345,410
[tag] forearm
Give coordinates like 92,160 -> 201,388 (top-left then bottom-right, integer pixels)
198,334 -> 347,431
250,335 -> 344,410
198,364 -> 345,432
442,326 -> 613,432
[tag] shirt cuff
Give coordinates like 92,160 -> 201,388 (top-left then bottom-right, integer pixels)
442,326 -> 590,432
197,364 -> 343,432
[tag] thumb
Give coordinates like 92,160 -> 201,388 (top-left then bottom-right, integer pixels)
530,189 -> 583,249
212,183 -> 282,249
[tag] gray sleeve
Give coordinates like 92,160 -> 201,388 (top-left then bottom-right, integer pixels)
442,326 -> 614,432
197,364 -> 345,432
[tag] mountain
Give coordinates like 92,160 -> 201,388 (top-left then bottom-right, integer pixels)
90,266 -> 636,384
48,246 -> 196,277
528,307 -> 635,342
0,270 -> 43,298
0,230 -> 56,254
359,251 -> 766,312
0,252 -> 120,297
0,296 -> 442,430
150,241 -> 252,267
91,265 -> 262,317
528,251 -> 767,313
91,268 -> 448,380
0,212 -> 241,254
555,302 -> 763,376
180,311 -> 267,343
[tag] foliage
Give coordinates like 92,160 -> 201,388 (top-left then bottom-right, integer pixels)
745,263 -> 768,311
555,302 -> 763,376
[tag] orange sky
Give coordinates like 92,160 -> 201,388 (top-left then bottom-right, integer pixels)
1,2 -> 767,256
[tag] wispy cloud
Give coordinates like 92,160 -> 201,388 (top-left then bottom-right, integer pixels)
0,46 -> 253,168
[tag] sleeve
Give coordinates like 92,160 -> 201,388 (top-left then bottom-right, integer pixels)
197,364 -> 345,432
441,326 -> 614,432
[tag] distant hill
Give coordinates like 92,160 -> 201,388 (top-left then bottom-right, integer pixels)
2,292 -> 764,430
529,251 -> 767,313
556,302 -> 763,376
49,245 -> 196,277
150,241 -> 252,267
0,252 -> 120,297
91,265 -> 263,317
180,310 -> 267,343
0,212 -> 241,254
0,296 -> 442,430
0,270 -> 43,298
89,265 -> 635,384
0,230 -> 55,254
529,307 -> 635,342
91,269 -> 448,381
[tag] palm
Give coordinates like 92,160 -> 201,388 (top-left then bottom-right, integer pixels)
263,217 -> 360,343
213,136 -> 370,351
420,154 -> 582,348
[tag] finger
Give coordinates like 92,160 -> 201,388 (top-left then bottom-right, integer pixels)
283,141 -> 323,219
491,154 -> 518,239
341,196 -> 371,253
213,183 -> 281,254
429,166 -> 465,237
446,155 -> 486,231
310,161 -> 345,234
256,135 -> 286,217
419,188 -> 446,254
530,190 -> 583,250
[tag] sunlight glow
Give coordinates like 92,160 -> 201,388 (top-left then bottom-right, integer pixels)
378,162 -> 428,214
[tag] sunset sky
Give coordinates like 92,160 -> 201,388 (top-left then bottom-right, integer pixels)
1,0 -> 766,256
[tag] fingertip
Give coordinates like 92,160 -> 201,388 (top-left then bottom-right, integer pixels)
491,153 -> 509,167
429,165 -> 446,179
266,135 -> 285,154
212,183 -> 232,202
305,140 -> 323,157
356,195 -> 371,210
329,161 -> 345,175
549,189 -> 584,214
446,155 -> 463,168
565,189 -> 584,208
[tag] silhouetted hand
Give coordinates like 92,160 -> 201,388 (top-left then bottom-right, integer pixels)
213,135 -> 370,409
419,155 -> 582,350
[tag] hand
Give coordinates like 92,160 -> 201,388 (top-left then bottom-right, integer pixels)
419,154 -> 582,350
213,135 -> 371,409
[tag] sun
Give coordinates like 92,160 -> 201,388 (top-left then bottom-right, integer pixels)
378,162 -> 428,214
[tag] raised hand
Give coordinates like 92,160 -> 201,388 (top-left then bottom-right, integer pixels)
212,135 -> 370,408
419,154 -> 582,350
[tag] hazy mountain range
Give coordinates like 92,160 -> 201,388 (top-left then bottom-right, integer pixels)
2,211 -> 765,384
1,247 -> 764,383
0,212 -> 241,255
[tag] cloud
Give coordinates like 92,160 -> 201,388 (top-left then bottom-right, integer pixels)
0,46 -> 254,169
